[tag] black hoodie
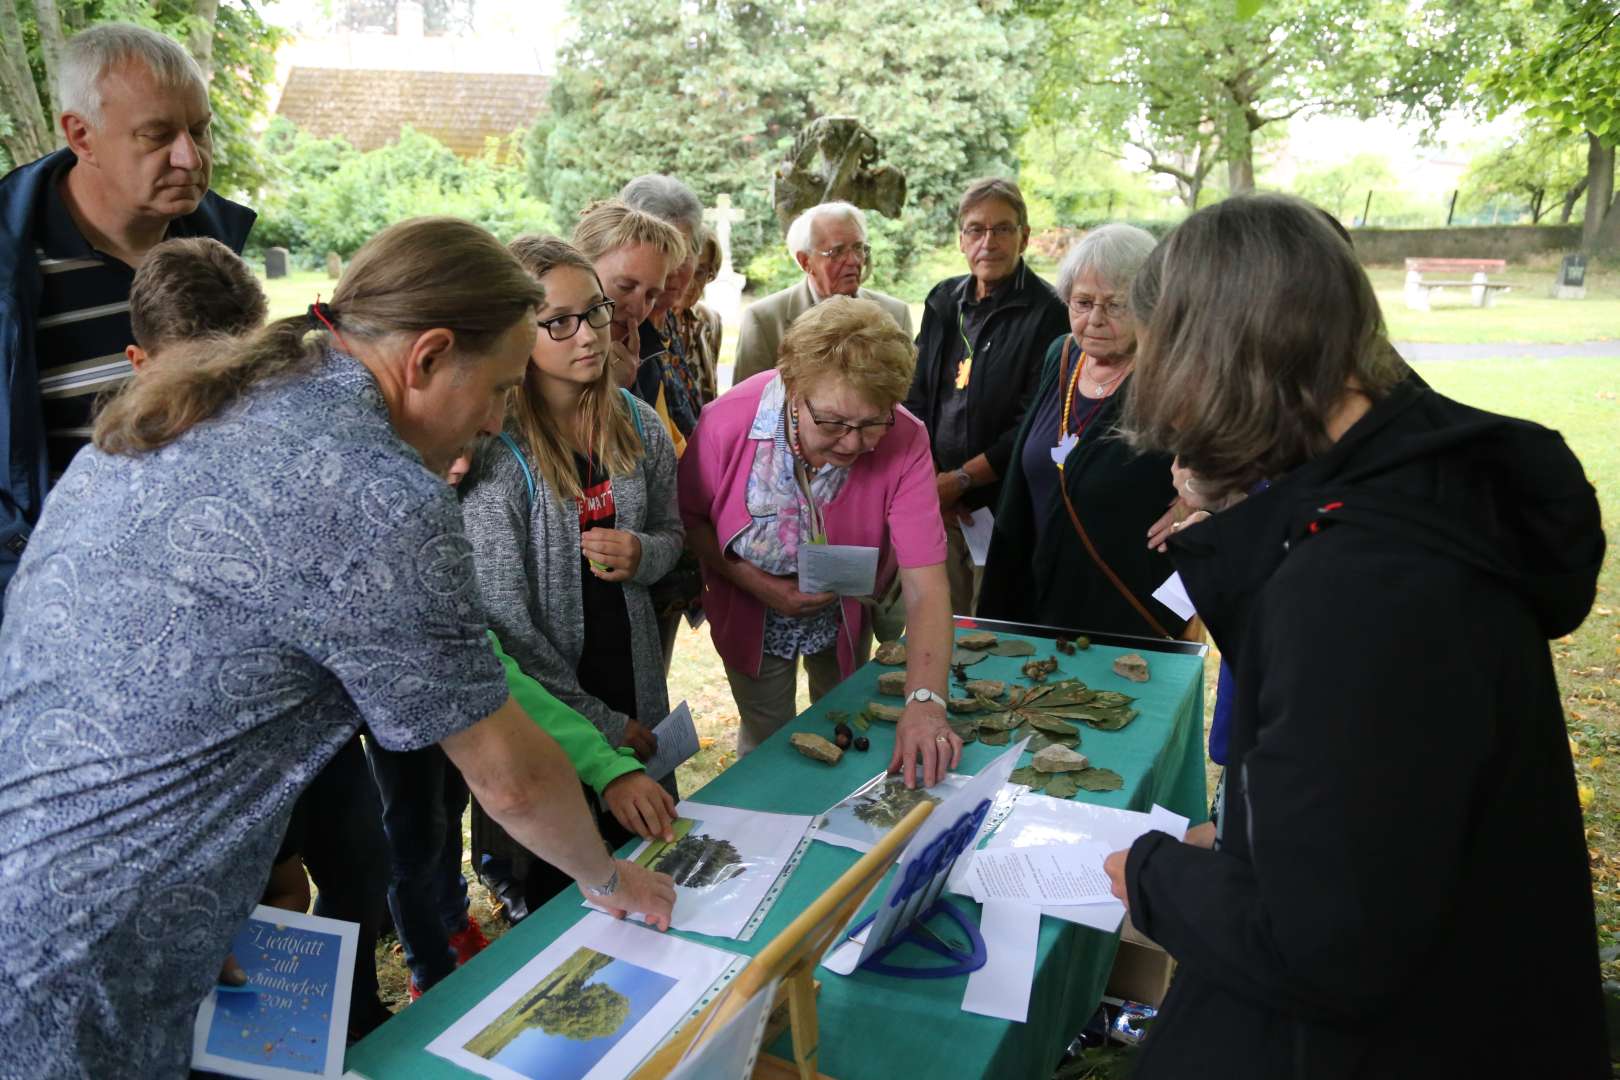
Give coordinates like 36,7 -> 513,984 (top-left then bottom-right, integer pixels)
1124,378 -> 1608,1078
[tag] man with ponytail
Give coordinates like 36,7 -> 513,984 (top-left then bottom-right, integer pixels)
0,217 -> 675,1078
0,24 -> 257,611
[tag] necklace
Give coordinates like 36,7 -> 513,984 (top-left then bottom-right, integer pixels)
1080,358 -> 1131,396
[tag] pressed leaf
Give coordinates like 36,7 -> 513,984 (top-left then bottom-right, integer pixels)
952,647 -> 989,667
1089,691 -> 1134,709
1043,772 -> 1082,799
948,718 -> 979,745
1009,766 -> 1049,791
1074,768 -> 1125,792
852,712 -> 871,732
980,729 -> 1012,746
977,712 -> 1023,732
987,639 -> 1036,657
1028,713 -> 1079,737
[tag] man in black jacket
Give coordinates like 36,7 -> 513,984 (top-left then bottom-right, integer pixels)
0,24 -> 255,609
905,178 -> 1067,615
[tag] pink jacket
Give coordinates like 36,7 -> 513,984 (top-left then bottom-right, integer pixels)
678,371 -> 948,679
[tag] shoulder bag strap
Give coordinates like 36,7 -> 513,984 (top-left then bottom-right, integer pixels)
496,431 -> 536,507
619,387 -> 646,443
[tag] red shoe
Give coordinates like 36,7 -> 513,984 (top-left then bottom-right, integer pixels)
448,916 -> 490,966
407,976 -> 424,1002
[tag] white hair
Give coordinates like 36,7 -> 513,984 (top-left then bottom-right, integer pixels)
56,23 -> 206,128
1056,223 -> 1158,301
619,174 -> 704,237
786,202 -> 868,260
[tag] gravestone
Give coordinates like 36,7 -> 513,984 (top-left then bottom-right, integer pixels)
701,194 -> 747,327
770,116 -> 906,235
325,251 -> 342,280
1552,253 -> 1587,300
264,246 -> 289,279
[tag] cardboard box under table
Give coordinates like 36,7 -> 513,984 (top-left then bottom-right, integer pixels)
344,620 -> 1209,1079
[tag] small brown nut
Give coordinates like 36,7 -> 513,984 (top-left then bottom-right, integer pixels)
853,736 -> 870,752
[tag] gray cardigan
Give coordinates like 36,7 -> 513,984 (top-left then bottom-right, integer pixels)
461,396 -> 683,743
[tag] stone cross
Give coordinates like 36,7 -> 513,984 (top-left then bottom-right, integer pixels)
702,194 -> 746,276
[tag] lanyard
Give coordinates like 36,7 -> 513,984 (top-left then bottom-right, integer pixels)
954,308 -> 974,390
1056,349 -> 1108,474
784,402 -> 827,543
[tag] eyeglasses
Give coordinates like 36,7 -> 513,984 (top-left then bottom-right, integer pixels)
960,223 -> 1022,242
802,399 -> 896,438
1068,296 -> 1130,320
537,299 -> 615,341
814,243 -> 871,263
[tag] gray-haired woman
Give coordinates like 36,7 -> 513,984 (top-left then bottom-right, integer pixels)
978,223 -> 1188,637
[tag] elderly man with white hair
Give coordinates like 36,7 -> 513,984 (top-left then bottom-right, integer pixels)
732,201 -> 912,383
0,22 -> 255,606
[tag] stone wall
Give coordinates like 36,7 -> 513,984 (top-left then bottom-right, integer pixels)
1348,225 -> 1582,265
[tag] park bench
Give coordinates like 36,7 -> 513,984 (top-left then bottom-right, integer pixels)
1403,257 -> 1511,311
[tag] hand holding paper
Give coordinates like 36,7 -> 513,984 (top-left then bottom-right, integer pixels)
643,701 -> 700,783
968,842 -> 1117,906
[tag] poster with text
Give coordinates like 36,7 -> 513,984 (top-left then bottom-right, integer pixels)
190,906 -> 358,1079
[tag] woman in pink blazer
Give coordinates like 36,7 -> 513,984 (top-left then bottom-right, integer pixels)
679,297 -> 960,788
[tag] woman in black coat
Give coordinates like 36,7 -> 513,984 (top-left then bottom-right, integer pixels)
977,223 -> 1187,638
1101,194 -> 1608,1077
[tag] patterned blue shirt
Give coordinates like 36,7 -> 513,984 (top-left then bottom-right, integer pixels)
0,348 -> 509,1078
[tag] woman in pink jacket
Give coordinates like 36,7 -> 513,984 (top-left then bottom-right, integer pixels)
679,296 -> 960,788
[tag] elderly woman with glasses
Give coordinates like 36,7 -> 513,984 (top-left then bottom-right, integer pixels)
978,223 -> 1189,638
679,296 -> 960,788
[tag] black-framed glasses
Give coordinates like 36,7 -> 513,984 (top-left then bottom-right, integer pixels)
1068,296 -> 1130,320
802,399 -> 896,438
538,299 -> 615,341
960,223 -> 1021,242
814,242 -> 871,263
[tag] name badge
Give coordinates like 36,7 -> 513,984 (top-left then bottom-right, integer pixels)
1051,432 -> 1079,465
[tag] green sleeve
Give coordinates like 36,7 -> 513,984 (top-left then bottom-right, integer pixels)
488,632 -> 644,795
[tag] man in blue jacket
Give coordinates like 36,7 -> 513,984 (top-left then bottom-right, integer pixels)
0,23 -> 255,607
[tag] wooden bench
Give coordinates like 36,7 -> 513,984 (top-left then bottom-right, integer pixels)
1404,257 -> 1511,311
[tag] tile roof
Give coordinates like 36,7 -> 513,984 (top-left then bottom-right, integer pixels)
275,67 -> 549,158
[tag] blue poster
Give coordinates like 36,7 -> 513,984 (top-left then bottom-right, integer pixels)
191,906 -> 358,1079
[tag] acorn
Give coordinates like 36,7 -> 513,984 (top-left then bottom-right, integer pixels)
853,736 -> 871,752
833,722 -> 853,749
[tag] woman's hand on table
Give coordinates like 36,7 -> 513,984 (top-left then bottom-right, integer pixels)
582,527 -> 642,581
603,772 -> 677,841
620,719 -> 659,762
890,700 -> 962,789
588,859 -> 677,931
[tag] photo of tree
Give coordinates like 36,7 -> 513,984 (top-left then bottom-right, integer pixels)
634,818 -> 747,891
461,946 -> 676,1080
811,772 -> 971,852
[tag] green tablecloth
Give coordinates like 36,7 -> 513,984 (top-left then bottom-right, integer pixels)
346,628 -> 1208,1080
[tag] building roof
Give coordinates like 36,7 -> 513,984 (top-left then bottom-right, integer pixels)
275,67 -> 548,158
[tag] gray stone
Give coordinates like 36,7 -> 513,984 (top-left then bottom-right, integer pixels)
876,671 -> 907,697
1032,744 -> 1090,773
264,246 -> 289,279
963,679 -> 1006,700
1113,653 -> 1151,683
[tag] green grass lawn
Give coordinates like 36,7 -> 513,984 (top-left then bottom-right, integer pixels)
1372,261 -> 1620,345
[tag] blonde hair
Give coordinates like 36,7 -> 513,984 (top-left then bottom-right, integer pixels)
571,200 -> 688,264
506,235 -> 644,502
777,296 -> 914,408
95,217 -> 543,455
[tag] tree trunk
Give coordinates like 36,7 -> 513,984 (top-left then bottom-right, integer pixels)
189,0 -> 221,82
32,0 -> 68,117
1530,189 -> 1545,224
1581,131 -> 1613,252
1561,177 -> 1589,223
0,0 -> 54,165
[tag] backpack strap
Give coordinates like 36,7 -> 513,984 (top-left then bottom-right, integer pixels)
619,387 -> 646,443
495,431 -> 536,506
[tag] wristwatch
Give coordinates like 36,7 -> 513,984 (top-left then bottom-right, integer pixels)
953,468 -> 972,494
909,687 -> 949,709
583,863 -> 621,898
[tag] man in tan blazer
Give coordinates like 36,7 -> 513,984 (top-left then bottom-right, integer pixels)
732,202 -> 913,383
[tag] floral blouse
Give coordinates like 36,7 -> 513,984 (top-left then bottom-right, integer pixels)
728,375 -> 851,659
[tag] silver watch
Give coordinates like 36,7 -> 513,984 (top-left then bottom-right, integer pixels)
583,863 -> 620,898
909,687 -> 948,709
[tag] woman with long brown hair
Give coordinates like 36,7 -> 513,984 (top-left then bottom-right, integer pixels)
460,235 -> 684,918
0,217 -> 675,1078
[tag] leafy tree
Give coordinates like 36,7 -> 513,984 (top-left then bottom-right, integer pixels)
1291,153 -> 1398,222
1481,0 -> 1620,251
1022,0 -> 1516,201
533,981 -> 631,1042
0,0 -> 285,196
1016,122 -> 1173,228
1458,122 -> 1589,224
252,120 -> 553,260
530,0 -> 1035,285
